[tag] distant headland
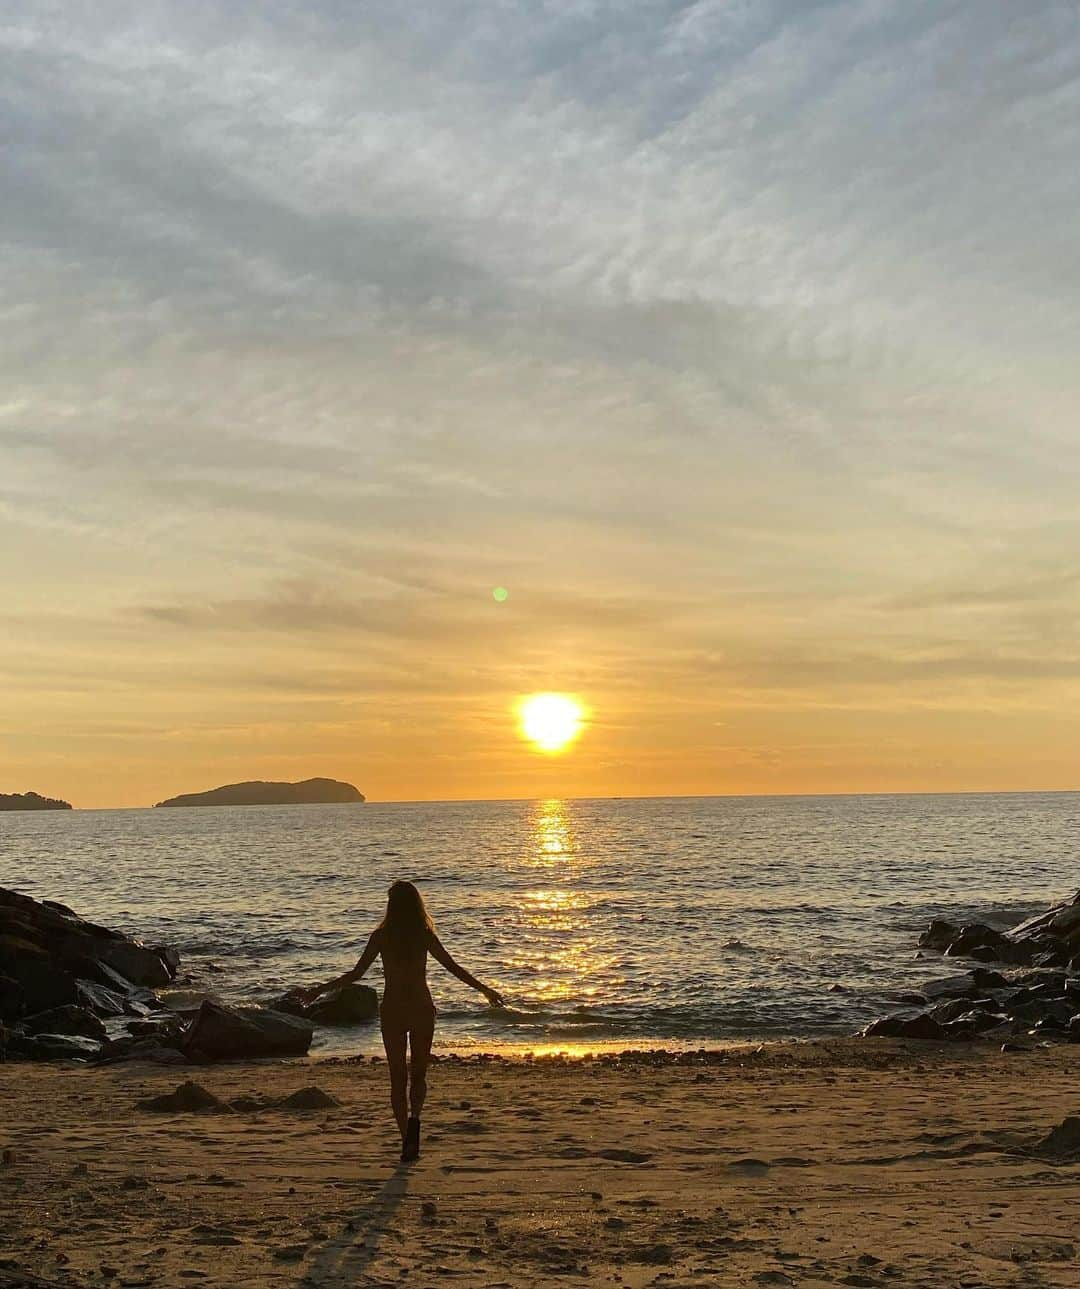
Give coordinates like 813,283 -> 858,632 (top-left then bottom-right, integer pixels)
154,778 -> 365,808
0,791 -> 73,811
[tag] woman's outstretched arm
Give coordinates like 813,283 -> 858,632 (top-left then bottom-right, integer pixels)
300,927 -> 382,1002
428,932 -> 504,1006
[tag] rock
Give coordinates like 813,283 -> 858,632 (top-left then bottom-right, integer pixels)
861,1013 -> 946,1040
74,979 -> 129,1018
2,953 -> 80,1014
1033,947 -> 1071,968
23,1005 -> 108,1041
124,1016 -> 183,1041
275,982 -> 379,1027
130,1043 -> 189,1065
927,969 -> 1008,996
308,983 -> 379,1026
1050,905 -> 1080,935
950,1008 -> 1008,1033
1008,902 -> 1070,942
279,1086 -> 340,1110
95,940 -> 174,989
7,1032 -> 105,1061
182,1002 -> 313,1061
0,887 -> 179,1059
928,997 -> 996,1024
943,924 -> 1004,956
138,1081 -> 230,1113
1011,969 -> 1068,992
1012,999 -> 1074,1028
918,919 -> 961,950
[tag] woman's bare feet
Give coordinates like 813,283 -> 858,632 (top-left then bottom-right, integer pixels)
401,1115 -> 421,1162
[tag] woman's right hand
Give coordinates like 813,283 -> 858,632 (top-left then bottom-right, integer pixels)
482,985 -> 505,1008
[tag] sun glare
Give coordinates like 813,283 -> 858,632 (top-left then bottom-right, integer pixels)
517,693 -> 585,754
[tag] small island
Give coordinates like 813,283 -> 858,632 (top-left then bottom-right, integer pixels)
154,778 -> 365,808
0,791 -> 73,811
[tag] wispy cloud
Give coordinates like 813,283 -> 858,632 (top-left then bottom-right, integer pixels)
3,2 -> 1080,802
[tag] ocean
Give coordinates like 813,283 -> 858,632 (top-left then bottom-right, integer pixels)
2,793 -> 1076,1056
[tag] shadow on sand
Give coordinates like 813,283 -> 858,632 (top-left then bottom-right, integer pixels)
301,1161 -> 414,1285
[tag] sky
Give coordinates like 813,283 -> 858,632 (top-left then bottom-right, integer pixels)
3,1 -> 1080,808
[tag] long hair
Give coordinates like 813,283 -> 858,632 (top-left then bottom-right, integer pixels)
380,880 -> 434,955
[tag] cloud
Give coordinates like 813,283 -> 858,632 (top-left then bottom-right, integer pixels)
3,2 -> 1080,800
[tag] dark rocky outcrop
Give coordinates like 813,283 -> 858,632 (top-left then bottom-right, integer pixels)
0,888 -> 369,1065
0,791 -> 72,811
274,981 -> 379,1027
23,1005 -> 108,1041
861,891 -> 1080,1046
154,778 -> 364,808
182,1001 -> 313,1060
862,1012 -> 946,1041
0,886 -> 179,1062
7,1031 -> 106,1061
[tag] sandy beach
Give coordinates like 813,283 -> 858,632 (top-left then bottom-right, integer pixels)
4,1040 -> 1080,1287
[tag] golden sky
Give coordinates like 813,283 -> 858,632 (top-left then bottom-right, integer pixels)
3,4 -> 1080,807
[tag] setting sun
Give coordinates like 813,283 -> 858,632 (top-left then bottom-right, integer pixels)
517,693 -> 585,755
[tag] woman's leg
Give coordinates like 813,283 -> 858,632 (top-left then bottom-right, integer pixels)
408,1007 -> 436,1121
380,1017 -> 409,1140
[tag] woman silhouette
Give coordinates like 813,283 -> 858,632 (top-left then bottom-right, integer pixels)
300,881 -> 503,1161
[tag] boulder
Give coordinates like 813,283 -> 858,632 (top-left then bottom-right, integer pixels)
3,953 -> 79,1014
950,1008 -> 1009,1033
124,1016 -> 183,1041
7,1032 -> 105,1061
1033,947 -> 1072,969
74,979 -> 129,1018
1050,904 -> 1080,936
918,919 -> 961,950
104,1037 -> 188,1065
862,1013 -> 946,1040
182,1002 -> 313,1061
943,924 -> 1004,956
929,997 -> 997,1024
1007,891 -> 1080,942
23,1005 -> 108,1041
921,970 -> 1006,1001
939,1019 -> 978,1041
0,973 -> 22,1016
275,982 -> 379,1027
95,940 -> 174,989
309,982 -> 379,1026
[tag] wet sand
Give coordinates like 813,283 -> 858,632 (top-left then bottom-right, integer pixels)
3,1039 -> 1080,1287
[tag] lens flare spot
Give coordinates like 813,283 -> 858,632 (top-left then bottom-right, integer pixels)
493,586 -> 509,603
